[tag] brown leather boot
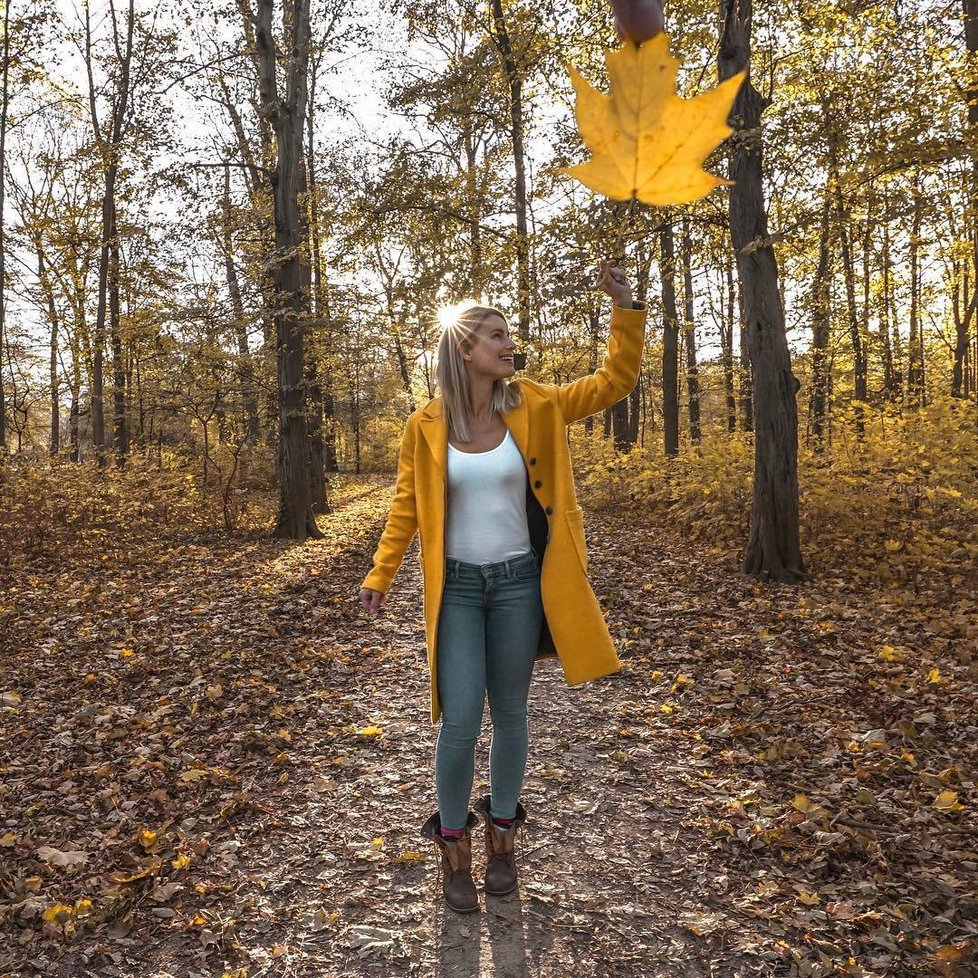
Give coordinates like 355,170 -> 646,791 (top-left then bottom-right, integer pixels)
473,796 -> 527,896
420,810 -> 479,914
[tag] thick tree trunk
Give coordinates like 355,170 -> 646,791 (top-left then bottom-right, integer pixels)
489,0 -> 531,343
256,0 -> 321,540
659,220 -> 680,456
720,0 -> 807,582
681,216 -> 701,444
305,51 -> 328,513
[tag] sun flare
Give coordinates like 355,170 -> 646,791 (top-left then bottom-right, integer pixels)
435,300 -> 479,332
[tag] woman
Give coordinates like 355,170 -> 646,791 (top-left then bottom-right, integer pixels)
359,260 -> 647,913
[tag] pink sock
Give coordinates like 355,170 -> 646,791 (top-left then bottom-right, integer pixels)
439,825 -> 464,840
492,816 -> 514,829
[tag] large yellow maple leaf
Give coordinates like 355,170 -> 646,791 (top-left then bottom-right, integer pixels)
563,34 -> 745,206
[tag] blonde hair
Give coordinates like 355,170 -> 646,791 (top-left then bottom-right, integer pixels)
435,305 -> 522,443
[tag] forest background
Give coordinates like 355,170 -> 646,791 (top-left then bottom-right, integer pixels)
0,0 -> 974,583
1,0 -> 978,975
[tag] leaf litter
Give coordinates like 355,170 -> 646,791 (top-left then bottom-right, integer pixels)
0,468 -> 975,978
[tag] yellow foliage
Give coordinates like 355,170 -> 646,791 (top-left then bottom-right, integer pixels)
574,398 -> 978,588
563,34 -> 744,205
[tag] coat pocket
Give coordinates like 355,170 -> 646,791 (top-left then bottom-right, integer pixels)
564,507 -> 589,573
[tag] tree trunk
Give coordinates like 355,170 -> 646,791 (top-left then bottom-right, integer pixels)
110,224 -> 128,465
809,193 -> 831,447
0,0 -> 9,451
40,258 -> 61,454
306,48 -> 328,513
256,0 -> 321,540
222,164 -> 261,444
720,0 -> 807,582
737,275 -> 753,430
659,220 -> 680,456
463,132 -> 484,296
723,255 -> 736,432
907,187 -> 924,405
963,2 -> 978,398
85,0 -> 135,461
881,213 -> 902,399
681,216 -> 701,444
489,0 -> 531,343
584,304 -> 599,436
629,380 -> 640,444
839,214 -> 866,436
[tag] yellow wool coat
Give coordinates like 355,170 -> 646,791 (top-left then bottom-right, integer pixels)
362,301 -> 648,723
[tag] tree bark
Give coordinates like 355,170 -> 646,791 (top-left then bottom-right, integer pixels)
0,0 -> 10,451
963,0 -> 978,398
489,0 -> 531,343
723,254 -> 736,432
221,165 -> 261,444
720,0 -> 807,582
305,45 -> 328,513
85,0 -> 135,461
659,220 -> 680,456
36,248 -> 61,454
839,211 -> 866,435
809,193 -> 831,447
907,187 -> 924,405
737,275 -> 753,430
110,217 -> 128,464
256,0 -> 321,540
881,211 -> 901,399
681,216 -> 701,444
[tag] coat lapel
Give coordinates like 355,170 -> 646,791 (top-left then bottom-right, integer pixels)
501,388 -> 530,459
419,399 -> 447,474
419,389 -> 531,468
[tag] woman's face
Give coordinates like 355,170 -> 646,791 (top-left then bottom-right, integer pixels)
463,314 -> 516,380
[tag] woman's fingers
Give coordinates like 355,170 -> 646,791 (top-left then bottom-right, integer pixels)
359,588 -> 384,618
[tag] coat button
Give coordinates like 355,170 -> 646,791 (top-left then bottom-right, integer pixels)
534,480 -> 542,489
530,457 -> 537,465
545,506 -> 553,515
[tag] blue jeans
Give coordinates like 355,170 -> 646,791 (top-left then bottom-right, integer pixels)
435,549 -> 544,830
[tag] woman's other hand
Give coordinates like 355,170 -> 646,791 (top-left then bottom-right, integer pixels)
359,587 -> 385,619
595,258 -> 634,308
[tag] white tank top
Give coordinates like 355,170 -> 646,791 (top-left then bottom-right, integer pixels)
445,429 -> 532,564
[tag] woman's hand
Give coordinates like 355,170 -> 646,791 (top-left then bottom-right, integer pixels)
596,258 -> 634,309
359,587 -> 385,619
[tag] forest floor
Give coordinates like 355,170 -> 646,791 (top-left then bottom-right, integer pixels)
1,472 -> 977,978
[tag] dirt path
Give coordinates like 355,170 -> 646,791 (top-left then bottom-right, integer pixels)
2,478 -> 975,978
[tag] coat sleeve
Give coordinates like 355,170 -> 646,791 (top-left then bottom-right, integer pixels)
545,301 -> 648,425
361,416 -> 419,594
